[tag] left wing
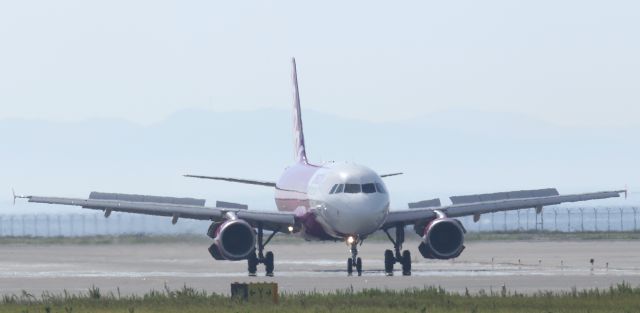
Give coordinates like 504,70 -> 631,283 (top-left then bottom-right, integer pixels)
383,188 -> 625,228
17,191 -> 295,232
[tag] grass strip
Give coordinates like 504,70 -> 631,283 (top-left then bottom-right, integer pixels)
2,282 -> 640,313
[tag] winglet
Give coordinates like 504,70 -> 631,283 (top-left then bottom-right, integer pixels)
11,188 -> 28,206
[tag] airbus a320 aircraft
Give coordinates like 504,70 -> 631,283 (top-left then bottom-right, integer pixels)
17,58 -> 625,277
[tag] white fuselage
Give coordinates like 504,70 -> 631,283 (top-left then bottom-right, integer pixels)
275,162 -> 390,240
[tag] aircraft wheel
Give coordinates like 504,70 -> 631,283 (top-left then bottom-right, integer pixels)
384,249 -> 394,275
265,251 -> 274,277
401,250 -> 412,276
347,258 -> 353,276
356,257 -> 363,276
248,252 -> 258,276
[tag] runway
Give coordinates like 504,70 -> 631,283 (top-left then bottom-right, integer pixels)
1,240 -> 639,296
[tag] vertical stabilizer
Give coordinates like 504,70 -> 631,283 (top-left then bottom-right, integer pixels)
291,58 -> 308,164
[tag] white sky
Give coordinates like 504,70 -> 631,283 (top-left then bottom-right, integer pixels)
0,0 -> 638,127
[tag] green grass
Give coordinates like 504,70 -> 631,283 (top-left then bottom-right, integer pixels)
2,283 -> 640,313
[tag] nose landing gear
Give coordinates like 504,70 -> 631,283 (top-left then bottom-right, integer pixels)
383,224 -> 412,276
346,237 -> 362,276
248,224 -> 278,277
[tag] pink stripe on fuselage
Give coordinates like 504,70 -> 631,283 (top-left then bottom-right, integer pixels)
274,162 -> 321,212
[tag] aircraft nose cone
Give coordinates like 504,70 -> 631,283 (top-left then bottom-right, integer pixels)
328,195 -> 389,236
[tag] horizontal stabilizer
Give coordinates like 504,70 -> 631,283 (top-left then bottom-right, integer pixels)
89,192 -> 206,206
380,172 -> 403,178
450,188 -> 559,205
216,201 -> 248,210
184,174 -> 276,187
408,198 -> 441,209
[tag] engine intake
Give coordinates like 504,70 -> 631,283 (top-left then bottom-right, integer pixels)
418,218 -> 466,259
207,219 -> 256,261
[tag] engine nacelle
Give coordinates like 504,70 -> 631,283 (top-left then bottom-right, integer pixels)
207,219 -> 256,261
418,218 -> 466,259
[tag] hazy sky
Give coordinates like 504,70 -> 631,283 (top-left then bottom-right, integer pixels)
0,0 -> 638,127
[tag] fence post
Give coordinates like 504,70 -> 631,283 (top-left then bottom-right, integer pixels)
503,211 -> 507,232
81,215 -> 86,236
10,215 -> 15,236
566,208 -> 571,232
553,208 -> 558,231
57,215 -> 62,236
94,214 -> 99,236
517,210 -> 521,230
594,208 -> 598,232
46,215 -> 51,237
0,215 -> 3,236
490,212 -> 494,232
607,208 -> 611,232
33,215 -> 38,237
21,215 -> 26,236
634,207 -> 638,232
527,208 -> 530,231
619,208 -> 624,231
579,208 -> 585,232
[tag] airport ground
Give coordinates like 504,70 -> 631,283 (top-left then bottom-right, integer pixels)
1,237 -> 639,297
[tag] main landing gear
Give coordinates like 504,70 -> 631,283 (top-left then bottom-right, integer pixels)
383,224 -> 412,276
346,237 -> 363,276
248,224 -> 278,277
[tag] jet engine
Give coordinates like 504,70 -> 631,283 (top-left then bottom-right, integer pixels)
207,219 -> 256,261
418,218 -> 466,259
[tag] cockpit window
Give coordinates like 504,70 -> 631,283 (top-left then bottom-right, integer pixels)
344,184 -> 361,193
335,184 -> 344,193
362,183 -> 376,194
329,184 -> 338,194
375,183 -> 386,194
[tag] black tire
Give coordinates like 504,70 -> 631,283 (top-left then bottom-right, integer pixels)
384,249 -> 394,275
401,250 -> 411,276
247,252 -> 258,276
265,251 -> 274,276
356,257 -> 363,276
347,258 -> 353,276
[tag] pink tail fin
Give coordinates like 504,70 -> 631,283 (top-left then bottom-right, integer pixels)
291,58 -> 308,164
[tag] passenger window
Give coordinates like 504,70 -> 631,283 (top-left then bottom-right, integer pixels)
375,183 -> 386,193
362,183 -> 376,194
329,184 -> 338,194
344,184 -> 361,193
335,184 -> 344,193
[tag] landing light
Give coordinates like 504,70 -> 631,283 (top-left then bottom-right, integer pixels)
287,226 -> 294,233
347,236 -> 355,244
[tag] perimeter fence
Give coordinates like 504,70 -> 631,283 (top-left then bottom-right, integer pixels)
0,206 -> 638,237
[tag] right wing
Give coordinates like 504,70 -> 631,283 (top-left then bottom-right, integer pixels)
18,192 -> 294,232
183,174 -> 276,187
383,188 -> 625,228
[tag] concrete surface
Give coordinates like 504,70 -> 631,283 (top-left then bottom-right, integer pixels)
1,240 -> 639,296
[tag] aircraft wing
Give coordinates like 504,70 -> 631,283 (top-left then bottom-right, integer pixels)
382,188 -> 625,229
18,192 -> 295,232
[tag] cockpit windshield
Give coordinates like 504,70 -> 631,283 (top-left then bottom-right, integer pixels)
329,183 -> 385,194
362,183 -> 376,194
344,184 -> 361,193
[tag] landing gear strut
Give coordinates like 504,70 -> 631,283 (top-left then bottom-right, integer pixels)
248,224 -> 278,277
383,224 -> 411,276
346,238 -> 362,276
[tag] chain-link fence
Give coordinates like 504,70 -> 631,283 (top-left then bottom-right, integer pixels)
0,206 -> 638,237
459,206 -> 639,232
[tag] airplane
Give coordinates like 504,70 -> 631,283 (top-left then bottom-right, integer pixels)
15,58 -> 626,277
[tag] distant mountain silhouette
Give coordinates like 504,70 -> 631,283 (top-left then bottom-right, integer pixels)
1,108 -> 637,213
